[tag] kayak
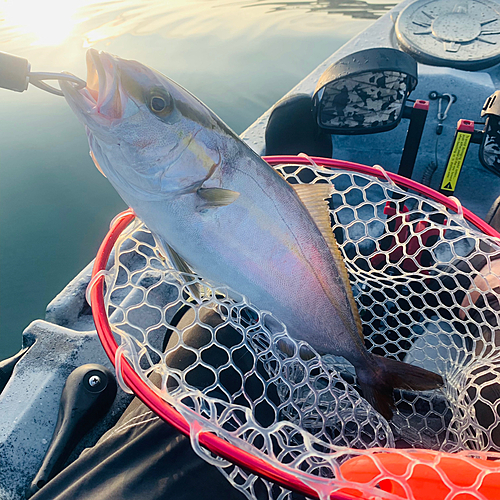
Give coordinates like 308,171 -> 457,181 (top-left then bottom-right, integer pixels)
1,0 -> 500,498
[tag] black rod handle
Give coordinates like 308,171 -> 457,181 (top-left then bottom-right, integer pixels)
27,364 -> 117,498
398,100 -> 429,182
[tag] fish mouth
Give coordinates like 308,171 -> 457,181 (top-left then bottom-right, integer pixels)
61,49 -> 124,123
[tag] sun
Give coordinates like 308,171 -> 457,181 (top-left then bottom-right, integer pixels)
0,0 -> 86,46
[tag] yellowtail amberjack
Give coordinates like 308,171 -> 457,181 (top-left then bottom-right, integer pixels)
61,49 -> 443,419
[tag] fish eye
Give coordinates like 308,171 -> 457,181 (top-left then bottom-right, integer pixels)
147,90 -> 172,116
151,96 -> 167,112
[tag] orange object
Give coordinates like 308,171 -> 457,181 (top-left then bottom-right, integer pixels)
337,450 -> 500,500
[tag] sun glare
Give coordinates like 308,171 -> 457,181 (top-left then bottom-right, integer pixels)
0,0 -> 86,46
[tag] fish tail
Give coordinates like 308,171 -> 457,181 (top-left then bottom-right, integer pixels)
356,354 -> 444,420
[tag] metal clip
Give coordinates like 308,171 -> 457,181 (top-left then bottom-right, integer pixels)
429,91 -> 457,134
28,72 -> 86,96
438,93 -> 456,120
0,51 -> 86,95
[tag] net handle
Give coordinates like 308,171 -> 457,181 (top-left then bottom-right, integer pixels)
90,157 -> 500,500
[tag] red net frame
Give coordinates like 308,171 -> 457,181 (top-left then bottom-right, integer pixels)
89,156 -> 500,499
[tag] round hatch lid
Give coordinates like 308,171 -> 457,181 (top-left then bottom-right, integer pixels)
395,0 -> 500,70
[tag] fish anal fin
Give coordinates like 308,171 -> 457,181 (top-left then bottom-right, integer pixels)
197,187 -> 240,208
90,150 -> 106,178
291,183 -> 363,339
277,338 -> 295,357
161,242 -> 201,300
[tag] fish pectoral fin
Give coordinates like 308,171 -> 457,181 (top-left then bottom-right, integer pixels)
160,240 -> 201,300
292,183 -> 363,339
197,187 -> 240,208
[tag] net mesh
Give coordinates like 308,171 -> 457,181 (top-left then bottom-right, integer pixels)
98,161 -> 500,500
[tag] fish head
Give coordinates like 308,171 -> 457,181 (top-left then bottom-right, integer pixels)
61,49 -> 231,201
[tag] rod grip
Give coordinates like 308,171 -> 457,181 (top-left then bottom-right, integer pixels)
0,51 -> 30,92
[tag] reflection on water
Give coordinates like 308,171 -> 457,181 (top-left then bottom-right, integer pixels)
0,0 -> 399,359
0,0 -> 396,49
247,0 -> 396,20
0,0 -> 95,47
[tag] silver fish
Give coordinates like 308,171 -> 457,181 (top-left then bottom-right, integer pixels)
62,49 -> 443,419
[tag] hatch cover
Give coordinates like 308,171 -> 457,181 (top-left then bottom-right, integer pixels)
395,0 -> 500,70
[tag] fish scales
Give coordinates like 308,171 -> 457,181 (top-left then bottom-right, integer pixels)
142,140 -> 362,359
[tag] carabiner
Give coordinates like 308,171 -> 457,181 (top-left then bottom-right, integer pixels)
429,91 -> 457,121
437,93 -> 456,121
429,91 -> 457,134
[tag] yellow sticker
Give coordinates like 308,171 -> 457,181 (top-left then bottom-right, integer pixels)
440,132 -> 471,191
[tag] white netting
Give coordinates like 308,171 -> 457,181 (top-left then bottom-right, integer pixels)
99,162 -> 500,499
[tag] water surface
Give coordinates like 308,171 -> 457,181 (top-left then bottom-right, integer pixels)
0,0 -> 396,359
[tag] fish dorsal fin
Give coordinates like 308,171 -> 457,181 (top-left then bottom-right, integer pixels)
197,187 -> 240,208
292,183 -> 363,339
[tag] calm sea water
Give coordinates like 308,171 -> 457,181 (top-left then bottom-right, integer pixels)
0,0 -> 396,360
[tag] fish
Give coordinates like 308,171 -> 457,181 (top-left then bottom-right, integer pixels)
61,49 -> 443,420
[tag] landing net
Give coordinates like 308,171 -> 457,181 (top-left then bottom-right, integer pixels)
90,156 -> 500,500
